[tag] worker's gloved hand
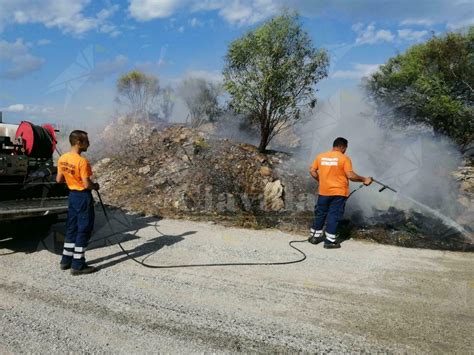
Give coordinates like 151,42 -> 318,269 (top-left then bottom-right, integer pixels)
363,177 -> 373,186
93,182 -> 100,191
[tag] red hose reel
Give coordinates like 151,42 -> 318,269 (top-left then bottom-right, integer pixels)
15,121 -> 57,158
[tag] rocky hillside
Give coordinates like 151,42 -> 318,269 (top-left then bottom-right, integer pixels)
93,122 -> 308,222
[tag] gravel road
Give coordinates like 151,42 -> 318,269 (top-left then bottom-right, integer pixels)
1,211 -> 473,353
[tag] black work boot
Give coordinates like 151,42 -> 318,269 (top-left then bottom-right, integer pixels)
324,239 -> 341,249
71,264 -> 97,276
308,236 -> 325,244
60,262 -> 71,271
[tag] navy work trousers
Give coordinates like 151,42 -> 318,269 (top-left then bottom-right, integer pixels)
61,190 -> 95,269
311,195 -> 347,235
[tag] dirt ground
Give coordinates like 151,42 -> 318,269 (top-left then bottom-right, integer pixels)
1,211 -> 473,353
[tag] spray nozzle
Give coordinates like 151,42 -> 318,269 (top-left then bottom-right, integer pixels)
373,178 -> 397,193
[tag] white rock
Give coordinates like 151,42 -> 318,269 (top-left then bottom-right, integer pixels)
138,165 -> 151,175
264,180 -> 285,211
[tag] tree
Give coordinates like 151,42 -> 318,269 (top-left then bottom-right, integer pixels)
223,13 -> 329,152
366,27 -> 474,152
116,70 -> 160,120
178,77 -> 221,128
159,85 -> 175,122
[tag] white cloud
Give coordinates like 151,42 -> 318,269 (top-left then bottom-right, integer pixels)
97,5 -> 121,36
90,55 -> 128,82
99,23 -> 121,37
129,0 -> 184,21
397,29 -> 429,42
0,0 -> 119,36
214,0 -> 279,25
353,23 -> 395,45
332,63 -> 381,79
96,5 -> 119,21
189,17 -> 202,27
127,0 -> 473,29
0,103 -> 53,114
400,19 -> 435,27
0,38 -> 44,79
1,104 -> 25,112
351,23 -> 364,32
129,0 -> 279,25
163,69 -> 223,88
2,83 -> 117,126
135,60 -> 166,73
447,17 -> 474,30
37,39 -> 52,46
184,69 -> 223,84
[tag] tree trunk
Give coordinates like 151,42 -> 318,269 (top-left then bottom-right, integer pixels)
259,121 -> 271,153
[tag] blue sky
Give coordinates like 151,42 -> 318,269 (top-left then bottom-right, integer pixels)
0,0 -> 472,127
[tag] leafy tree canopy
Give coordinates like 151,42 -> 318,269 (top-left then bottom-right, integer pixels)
116,70 -> 160,119
223,13 -> 329,152
366,27 -> 474,151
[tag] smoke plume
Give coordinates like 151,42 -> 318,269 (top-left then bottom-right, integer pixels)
296,89 -> 468,229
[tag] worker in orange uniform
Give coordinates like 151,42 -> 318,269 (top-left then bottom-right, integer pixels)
309,137 -> 372,249
56,130 -> 99,275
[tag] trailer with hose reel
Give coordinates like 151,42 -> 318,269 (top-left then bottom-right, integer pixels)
0,119 -> 68,234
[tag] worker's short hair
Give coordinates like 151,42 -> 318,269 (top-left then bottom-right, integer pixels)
69,130 -> 88,146
333,137 -> 348,148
